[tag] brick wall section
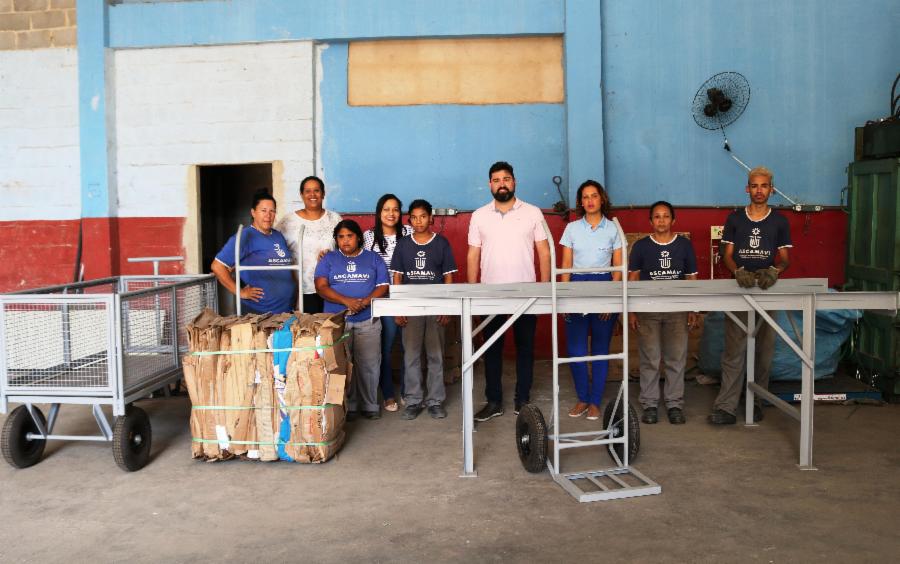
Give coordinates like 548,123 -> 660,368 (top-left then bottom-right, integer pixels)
0,0 -> 76,50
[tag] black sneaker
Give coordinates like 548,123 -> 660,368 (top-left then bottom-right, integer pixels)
474,402 -> 503,421
346,410 -> 359,422
362,410 -> 381,420
667,407 -> 686,424
401,404 -> 424,420
707,409 -> 736,425
428,404 -> 447,419
514,401 -> 528,415
641,406 -> 658,424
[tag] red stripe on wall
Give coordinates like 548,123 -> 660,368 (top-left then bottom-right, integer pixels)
342,208 -> 847,287
0,217 -> 185,292
0,209 -> 845,357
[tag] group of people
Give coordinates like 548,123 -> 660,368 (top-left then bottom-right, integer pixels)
211,176 -> 457,421
211,162 -> 791,427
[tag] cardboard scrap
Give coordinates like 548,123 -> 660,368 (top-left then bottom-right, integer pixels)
182,308 -> 348,464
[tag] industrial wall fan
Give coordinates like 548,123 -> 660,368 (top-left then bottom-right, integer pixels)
691,71 -> 814,211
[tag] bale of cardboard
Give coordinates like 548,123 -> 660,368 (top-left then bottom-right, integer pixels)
182,309 -> 351,463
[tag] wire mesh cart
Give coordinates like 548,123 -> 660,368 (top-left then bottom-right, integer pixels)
0,275 -> 217,471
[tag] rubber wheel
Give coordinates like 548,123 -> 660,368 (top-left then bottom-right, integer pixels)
603,398 -> 640,463
515,404 -> 548,473
112,406 -> 152,472
2,405 -> 47,469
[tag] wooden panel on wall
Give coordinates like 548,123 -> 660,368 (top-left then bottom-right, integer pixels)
348,36 -> 564,106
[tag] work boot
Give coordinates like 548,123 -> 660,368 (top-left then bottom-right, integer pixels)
401,404 -> 424,420
641,407 -> 658,424
667,407 -> 686,424
707,409 -> 736,425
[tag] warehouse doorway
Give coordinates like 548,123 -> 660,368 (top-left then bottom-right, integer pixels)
198,163 -> 274,315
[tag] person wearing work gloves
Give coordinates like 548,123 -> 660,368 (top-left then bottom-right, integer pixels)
708,166 -> 792,425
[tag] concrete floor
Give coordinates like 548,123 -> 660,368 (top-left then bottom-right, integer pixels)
1,364 -> 898,563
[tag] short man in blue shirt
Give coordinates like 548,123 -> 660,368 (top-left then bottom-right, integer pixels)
709,166 -> 792,425
391,199 -> 458,420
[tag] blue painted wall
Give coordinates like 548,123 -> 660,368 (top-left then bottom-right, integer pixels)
76,0 -> 111,218
91,0 -> 899,212
107,0 -> 564,47
601,0 -> 900,206
318,43 -> 566,212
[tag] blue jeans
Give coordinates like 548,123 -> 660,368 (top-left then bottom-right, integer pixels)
379,315 -> 404,400
565,272 -> 617,405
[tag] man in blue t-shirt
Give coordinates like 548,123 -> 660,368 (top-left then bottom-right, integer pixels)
708,166 -> 792,425
390,200 -> 458,420
628,201 -> 699,425
214,224 -> 295,315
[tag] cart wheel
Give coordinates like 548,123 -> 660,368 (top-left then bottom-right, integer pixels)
1,405 -> 47,469
112,406 -> 152,472
603,399 -> 640,464
515,404 -> 548,473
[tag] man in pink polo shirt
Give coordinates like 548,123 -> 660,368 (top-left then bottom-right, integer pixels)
467,161 -> 551,421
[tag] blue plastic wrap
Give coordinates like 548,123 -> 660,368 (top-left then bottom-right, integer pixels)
698,298 -> 861,381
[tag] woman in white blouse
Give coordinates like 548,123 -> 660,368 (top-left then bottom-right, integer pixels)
363,193 -> 412,412
275,175 -> 342,313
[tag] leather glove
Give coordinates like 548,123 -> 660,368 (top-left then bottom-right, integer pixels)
756,266 -> 779,290
734,267 -> 756,288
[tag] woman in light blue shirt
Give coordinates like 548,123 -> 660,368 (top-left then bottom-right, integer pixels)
559,180 -> 623,421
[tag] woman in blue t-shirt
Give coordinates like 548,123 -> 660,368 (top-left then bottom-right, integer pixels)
211,189 -> 296,314
315,220 -> 390,420
560,180 -> 622,421
627,201 -> 698,425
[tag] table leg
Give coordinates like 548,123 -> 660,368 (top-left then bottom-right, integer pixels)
461,298 -> 476,477
799,294 -> 816,470
744,309 -> 757,426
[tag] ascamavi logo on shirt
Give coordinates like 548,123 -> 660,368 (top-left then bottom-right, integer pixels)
347,261 -> 357,273
659,250 -> 671,269
415,250 -> 427,270
274,243 -> 286,258
749,227 -> 761,249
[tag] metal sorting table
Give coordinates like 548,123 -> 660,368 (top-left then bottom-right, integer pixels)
0,275 -> 217,471
373,279 -> 899,474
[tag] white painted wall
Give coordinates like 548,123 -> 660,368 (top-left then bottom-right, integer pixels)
0,48 -> 80,221
113,41 -> 315,218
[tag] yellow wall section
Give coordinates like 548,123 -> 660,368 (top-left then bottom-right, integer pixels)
348,36 -> 564,106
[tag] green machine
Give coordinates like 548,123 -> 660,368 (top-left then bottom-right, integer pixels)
845,157 -> 900,401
